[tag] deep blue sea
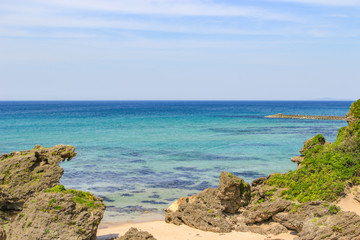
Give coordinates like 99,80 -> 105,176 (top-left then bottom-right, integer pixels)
0,101 -> 352,222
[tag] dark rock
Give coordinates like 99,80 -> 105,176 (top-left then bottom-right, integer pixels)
251,177 -> 267,187
295,211 -> 360,240
242,198 -> 292,224
0,145 -> 76,210
116,227 -> 156,240
249,175 -> 281,206
0,226 -> 5,240
8,190 -> 105,240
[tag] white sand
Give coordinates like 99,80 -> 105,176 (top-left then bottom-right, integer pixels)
97,220 -> 295,240
337,186 -> 360,215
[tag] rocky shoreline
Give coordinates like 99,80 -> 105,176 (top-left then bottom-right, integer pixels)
163,99 -> 360,240
0,145 -> 105,240
1,99 -> 360,240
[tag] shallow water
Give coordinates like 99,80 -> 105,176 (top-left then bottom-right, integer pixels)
0,101 -> 351,221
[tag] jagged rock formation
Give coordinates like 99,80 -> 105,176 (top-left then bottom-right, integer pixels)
0,145 -> 105,240
290,156 -> 304,165
8,188 -> 105,240
242,198 -> 292,224
165,171 -> 250,232
115,227 -> 157,240
272,201 -> 336,232
295,211 -> 360,240
166,99 -> 360,240
0,144 -> 76,210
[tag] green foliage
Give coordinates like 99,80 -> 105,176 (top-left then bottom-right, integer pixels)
264,188 -> 277,197
349,99 -> 360,119
44,185 -> 66,193
44,185 -> 102,209
269,100 -> 360,203
329,205 -> 340,214
332,224 -> 343,233
302,134 -> 326,156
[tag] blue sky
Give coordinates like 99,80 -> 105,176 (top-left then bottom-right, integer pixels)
0,0 -> 359,100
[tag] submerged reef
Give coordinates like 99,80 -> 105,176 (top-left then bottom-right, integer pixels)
0,145 -> 105,240
166,99 -> 360,240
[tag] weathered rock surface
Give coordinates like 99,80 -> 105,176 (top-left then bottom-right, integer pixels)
116,227 -> 157,240
242,198 -> 292,224
217,172 -> 251,213
0,226 -> 5,240
295,211 -> 360,240
354,191 -> 360,203
234,222 -> 288,235
290,156 -> 304,165
165,188 -> 233,232
249,175 -> 280,205
8,189 -> 105,240
165,172 -> 250,232
0,144 -> 76,210
272,201 -> 333,232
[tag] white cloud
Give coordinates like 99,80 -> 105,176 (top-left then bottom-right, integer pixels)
2,0 -> 298,21
266,0 -> 360,6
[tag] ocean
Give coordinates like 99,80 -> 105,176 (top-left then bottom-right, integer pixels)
0,101 -> 351,222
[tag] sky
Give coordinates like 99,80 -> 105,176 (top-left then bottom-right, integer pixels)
0,0 -> 359,100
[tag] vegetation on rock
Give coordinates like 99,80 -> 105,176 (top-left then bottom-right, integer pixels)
269,99 -> 360,203
348,99 -> 360,119
44,185 -> 103,209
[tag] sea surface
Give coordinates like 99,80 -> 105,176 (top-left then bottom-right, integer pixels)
0,101 -> 352,222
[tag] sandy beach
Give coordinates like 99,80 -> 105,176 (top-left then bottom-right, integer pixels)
97,187 -> 360,240
97,220 -> 296,240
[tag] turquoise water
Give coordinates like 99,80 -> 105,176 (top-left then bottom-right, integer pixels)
0,101 -> 351,222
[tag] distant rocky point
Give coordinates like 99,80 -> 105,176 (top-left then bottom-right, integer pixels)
265,113 -> 347,121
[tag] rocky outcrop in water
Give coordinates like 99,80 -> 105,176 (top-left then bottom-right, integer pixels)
0,145 -> 105,240
116,227 -> 157,240
0,144 -> 76,210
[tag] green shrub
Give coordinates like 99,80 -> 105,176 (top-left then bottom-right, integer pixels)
349,99 -> 360,119
268,99 -> 360,203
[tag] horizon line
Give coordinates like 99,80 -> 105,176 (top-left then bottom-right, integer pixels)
0,99 -> 355,102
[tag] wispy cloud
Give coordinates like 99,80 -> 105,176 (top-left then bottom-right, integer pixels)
0,0 -> 358,39
266,0 -> 360,6
28,0 -> 296,20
